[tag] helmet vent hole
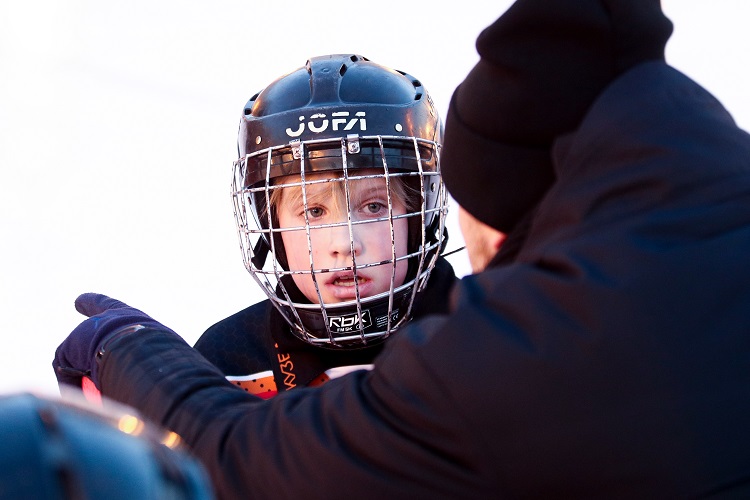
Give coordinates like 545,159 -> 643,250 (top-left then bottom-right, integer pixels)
415,92 -> 423,101
244,108 -> 252,115
339,64 -> 348,76
349,55 -> 359,62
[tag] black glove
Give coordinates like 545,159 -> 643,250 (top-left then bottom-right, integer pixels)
53,293 -> 177,390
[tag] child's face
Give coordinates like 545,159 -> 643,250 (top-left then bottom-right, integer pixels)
275,171 -> 410,304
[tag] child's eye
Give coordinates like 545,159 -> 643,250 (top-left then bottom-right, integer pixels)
305,207 -> 324,219
364,202 -> 386,215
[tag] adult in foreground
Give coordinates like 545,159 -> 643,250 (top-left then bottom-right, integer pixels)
54,0 -> 750,498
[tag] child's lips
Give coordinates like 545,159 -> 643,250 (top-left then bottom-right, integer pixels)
326,272 -> 372,298
331,275 -> 367,287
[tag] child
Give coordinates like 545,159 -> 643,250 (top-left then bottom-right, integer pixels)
194,54 -> 457,397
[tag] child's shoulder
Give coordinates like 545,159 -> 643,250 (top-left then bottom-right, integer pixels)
194,299 -> 276,374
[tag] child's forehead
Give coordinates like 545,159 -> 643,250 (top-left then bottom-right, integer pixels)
275,170 -> 393,206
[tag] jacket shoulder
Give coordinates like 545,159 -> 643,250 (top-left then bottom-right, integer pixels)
194,300 -> 276,376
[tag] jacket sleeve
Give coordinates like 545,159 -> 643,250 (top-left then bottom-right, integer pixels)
98,315 -> 488,500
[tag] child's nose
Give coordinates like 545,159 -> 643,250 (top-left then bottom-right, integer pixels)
328,222 -> 363,258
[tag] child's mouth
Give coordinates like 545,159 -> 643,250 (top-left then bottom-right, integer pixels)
332,276 -> 367,287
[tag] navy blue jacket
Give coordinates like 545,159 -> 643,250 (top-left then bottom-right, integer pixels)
99,62 -> 750,499
192,257 -> 457,397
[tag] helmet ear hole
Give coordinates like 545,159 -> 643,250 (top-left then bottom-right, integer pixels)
269,214 -> 289,271
249,190 -> 289,271
250,238 -> 270,270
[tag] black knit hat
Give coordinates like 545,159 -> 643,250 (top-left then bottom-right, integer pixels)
441,0 -> 673,233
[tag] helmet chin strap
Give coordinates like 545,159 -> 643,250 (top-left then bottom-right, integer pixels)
251,238 -> 270,270
438,226 -> 450,255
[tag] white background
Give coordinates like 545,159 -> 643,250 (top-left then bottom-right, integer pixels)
1,1 -> 748,395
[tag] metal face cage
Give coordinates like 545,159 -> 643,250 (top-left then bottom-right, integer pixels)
232,133 -> 447,348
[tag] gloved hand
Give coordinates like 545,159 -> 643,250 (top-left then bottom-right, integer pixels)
53,293 -> 177,390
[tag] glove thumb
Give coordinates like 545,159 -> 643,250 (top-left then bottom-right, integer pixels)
75,293 -> 131,318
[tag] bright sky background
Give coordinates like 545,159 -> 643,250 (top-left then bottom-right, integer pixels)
1,1 -> 748,395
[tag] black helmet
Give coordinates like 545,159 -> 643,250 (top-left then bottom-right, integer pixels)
232,54 -> 447,348
0,392 -> 213,499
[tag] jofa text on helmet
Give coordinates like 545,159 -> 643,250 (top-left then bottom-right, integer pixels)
286,111 -> 366,137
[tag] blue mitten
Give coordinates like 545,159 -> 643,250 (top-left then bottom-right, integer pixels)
53,293 -> 177,390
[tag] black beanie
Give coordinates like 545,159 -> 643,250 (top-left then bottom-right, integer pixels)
441,0 -> 673,233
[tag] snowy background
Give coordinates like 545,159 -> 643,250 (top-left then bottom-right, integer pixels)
1,0 -> 748,395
